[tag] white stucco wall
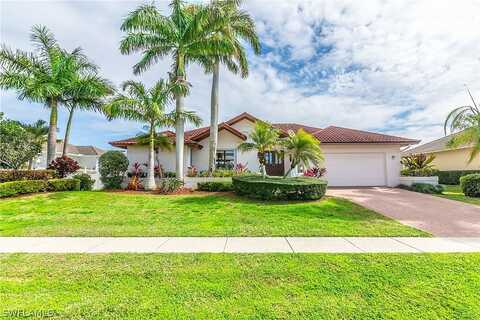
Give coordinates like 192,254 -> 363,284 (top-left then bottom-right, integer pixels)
126,145 -> 191,174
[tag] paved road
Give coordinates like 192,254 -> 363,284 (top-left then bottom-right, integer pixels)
328,187 -> 480,237
1,237 -> 480,253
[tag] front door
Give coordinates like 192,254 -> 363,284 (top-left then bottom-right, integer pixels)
265,151 -> 284,176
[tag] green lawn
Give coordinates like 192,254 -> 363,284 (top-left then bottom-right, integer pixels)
0,191 -> 427,237
1,253 -> 479,319
437,185 -> 480,205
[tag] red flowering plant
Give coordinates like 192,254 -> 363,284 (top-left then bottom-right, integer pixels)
48,156 -> 80,178
234,163 -> 248,175
303,167 -> 326,178
126,162 -> 143,191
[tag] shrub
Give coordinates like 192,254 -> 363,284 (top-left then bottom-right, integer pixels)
48,156 -> 80,178
163,171 -> 176,178
0,178 -> 80,198
197,181 -> 234,192
438,170 -> 480,185
0,169 -> 56,183
401,168 -> 439,177
72,173 -> 95,191
198,168 -> 254,177
157,178 -> 184,194
232,176 -> 327,201
187,166 -> 198,177
401,153 -> 436,170
303,167 -> 326,178
399,183 -> 444,194
98,151 -> 129,189
460,174 -> 480,197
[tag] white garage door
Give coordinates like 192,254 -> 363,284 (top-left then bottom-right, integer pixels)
323,153 -> 386,186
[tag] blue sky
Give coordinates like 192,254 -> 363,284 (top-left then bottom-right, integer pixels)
1,0 -> 480,149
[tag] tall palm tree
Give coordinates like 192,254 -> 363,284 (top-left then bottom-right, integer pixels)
0,25 -> 100,166
103,80 -> 201,190
444,89 -> 480,163
200,0 -> 261,174
238,121 -> 280,178
282,129 -> 324,178
22,119 -> 49,169
120,0 -> 235,179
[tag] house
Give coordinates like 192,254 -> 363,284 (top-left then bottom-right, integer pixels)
403,132 -> 479,171
33,140 -> 105,171
110,112 -> 418,187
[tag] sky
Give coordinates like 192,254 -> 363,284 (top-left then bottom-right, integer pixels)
1,0 -> 480,150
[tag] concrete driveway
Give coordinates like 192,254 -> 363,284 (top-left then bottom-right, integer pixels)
327,187 -> 480,237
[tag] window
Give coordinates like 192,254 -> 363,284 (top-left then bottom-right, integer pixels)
216,150 -> 235,169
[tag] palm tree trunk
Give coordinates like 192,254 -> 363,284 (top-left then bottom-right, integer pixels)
46,98 -> 58,167
145,124 -> 156,190
175,91 -> 185,180
62,107 -> 74,157
208,61 -> 220,175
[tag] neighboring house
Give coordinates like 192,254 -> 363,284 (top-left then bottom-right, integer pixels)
33,140 -> 105,171
110,112 -> 418,187
404,132 -> 479,171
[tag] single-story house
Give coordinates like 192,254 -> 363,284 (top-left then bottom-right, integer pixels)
110,112 -> 418,187
403,132 -> 478,171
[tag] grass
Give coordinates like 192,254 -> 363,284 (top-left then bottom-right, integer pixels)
1,253 -> 479,319
0,191 -> 427,237
437,185 -> 480,205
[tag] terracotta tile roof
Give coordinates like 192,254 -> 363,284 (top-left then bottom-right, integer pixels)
272,123 -> 322,135
314,126 -> 419,144
109,130 -> 201,149
186,123 -> 247,141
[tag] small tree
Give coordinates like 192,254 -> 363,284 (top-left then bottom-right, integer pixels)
282,129 -> 324,178
48,156 -> 80,178
98,151 -> 129,189
238,122 -> 280,178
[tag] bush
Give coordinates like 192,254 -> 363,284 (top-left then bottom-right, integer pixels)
157,178 -> 184,194
303,167 -> 326,178
232,176 -> 327,201
98,151 -> 129,189
48,156 -> 80,178
72,173 -> 95,191
460,174 -> 480,197
438,170 -> 480,185
197,181 -> 234,192
0,169 -> 56,183
0,178 -> 80,198
401,168 -> 439,177
399,183 -> 444,194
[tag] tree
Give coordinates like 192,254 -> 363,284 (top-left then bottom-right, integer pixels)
98,151 -> 129,189
0,115 -> 42,169
282,129 -> 324,178
120,0 -> 235,179
201,0 -> 260,174
0,25 -> 101,166
444,89 -> 480,163
103,80 -> 201,190
48,156 -> 80,178
21,119 -> 48,169
238,121 -> 280,178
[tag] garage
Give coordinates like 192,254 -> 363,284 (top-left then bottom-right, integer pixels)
323,153 -> 387,187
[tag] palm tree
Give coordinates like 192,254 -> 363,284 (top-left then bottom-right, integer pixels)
282,129 -> 324,178
238,121 -> 280,178
0,25 -> 100,166
200,0 -> 261,174
103,80 -> 201,190
22,119 -> 49,169
444,89 -> 480,163
120,0 -> 235,179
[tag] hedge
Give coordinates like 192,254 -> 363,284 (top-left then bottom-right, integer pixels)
400,168 -> 439,177
398,183 -> 444,194
232,176 -> 327,201
460,174 -> 480,197
0,169 -> 56,183
197,181 -> 234,192
438,170 -> 480,185
0,178 -> 80,198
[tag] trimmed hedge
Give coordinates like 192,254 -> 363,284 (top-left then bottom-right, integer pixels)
0,178 -> 80,198
460,174 -> 480,197
399,183 -> 444,194
438,170 -> 480,185
232,176 -> 327,201
73,173 -> 95,191
197,181 -> 234,192
401,168 -> 439,177
0,169 -> 56,183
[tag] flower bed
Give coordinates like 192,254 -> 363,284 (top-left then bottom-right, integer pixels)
232,176 -> 327,201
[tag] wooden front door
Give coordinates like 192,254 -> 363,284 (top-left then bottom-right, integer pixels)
265,151 -> 284,176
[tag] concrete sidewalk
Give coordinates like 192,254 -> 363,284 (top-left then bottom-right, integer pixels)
1,237 -> 480,253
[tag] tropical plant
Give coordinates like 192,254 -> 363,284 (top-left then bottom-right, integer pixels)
401,153 -> 436,170
156,178 -> 184,194
282,129 -> 324,178
21,119 -> 48,169
0,25 -> 106,166
47,156 -> 80,178
120,0 -> 235,179
104,80 -> 200,190
199,0 -> 260,174
186,165 -> 198,177
238,121 -> 280,178
303,167 -> 327,178
98,151 -> 129,189
444,89 -> 480,163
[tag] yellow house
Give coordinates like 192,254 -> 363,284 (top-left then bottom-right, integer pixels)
404,133 -> 480,171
